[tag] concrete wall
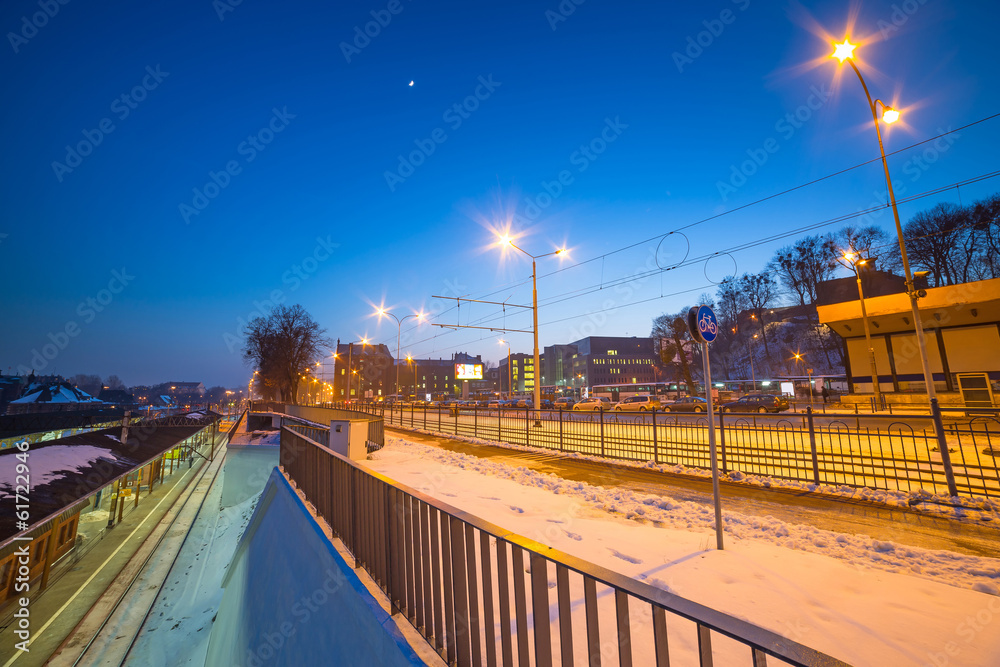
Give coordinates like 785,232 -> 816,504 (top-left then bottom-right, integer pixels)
206,469 -> 425,667
221,445 -> 279,508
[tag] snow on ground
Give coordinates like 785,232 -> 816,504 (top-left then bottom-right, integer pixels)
0,444 -> 119,498
368,435 -> 1000,667
229,429 -> 280,446
393,426 -> 1000,522
128,469 -> 260,667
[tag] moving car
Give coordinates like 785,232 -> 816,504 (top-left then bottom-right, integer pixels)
572,397 -> 611,411
663,396 -> 708,413
613,395 -> 663,412
721,394 -> 790,413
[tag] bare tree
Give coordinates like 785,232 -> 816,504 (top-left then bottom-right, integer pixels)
651,311 -> 696,393
768,235 -> 838,313
738,272 -> 777,370
242,304 -> 331,403
904,202 -> 976,286
104,375 -> 125,390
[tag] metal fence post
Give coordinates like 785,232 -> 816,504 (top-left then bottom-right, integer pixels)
599,408 -> 606,458
651,408 -> 658,464
718,410 -> 727,474
559,407 -> 564,452
474,406 -> 478,439
806,407 -> 820,485
930,398 -> 959,497
525,408 -> 529,446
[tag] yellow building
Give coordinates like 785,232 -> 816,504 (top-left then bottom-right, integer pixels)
818,277 -> 1000,404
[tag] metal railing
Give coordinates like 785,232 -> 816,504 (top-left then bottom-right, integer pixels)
251,403 -> 385,452
279,426 -> 849,667
350,402 -> 999,501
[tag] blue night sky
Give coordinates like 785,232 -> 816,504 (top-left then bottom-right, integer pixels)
2,0 -> 998,387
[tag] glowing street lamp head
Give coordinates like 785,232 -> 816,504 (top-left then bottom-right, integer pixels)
499,234 -> 513,247
832,39 -> 856,63
843,251 -> 856,262
881,107 -> 900,124
376,307 -> 386,317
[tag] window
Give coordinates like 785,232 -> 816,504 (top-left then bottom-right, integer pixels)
33,538 -> 47,565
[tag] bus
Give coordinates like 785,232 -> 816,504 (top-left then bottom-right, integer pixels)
591,382 -> 691,403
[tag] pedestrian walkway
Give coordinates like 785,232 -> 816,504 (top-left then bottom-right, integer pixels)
386,426 -> 1000,558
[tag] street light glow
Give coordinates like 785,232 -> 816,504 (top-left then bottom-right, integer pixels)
499,234 -> 513,246
881,107 -> 900,124
832,39 -> 856,62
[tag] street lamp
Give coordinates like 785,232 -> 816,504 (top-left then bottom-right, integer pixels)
376,307 -> 425,400
497,234 -> 567,422
832,39 -> 937,403
793,352 -> 814,411
406,355 -> 418,399
842,250 -> 883,409
748,334 -> 758,392
345,338 -> 369,402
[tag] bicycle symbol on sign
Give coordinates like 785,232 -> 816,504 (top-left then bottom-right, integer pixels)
699,313 -> 717,336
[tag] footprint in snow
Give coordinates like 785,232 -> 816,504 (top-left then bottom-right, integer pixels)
509,506 -> 524,514
610,549 -> 643,564
563,530 -> 583,541
441,492 -> 457,497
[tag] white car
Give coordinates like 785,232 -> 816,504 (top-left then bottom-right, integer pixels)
572,397 -> 611,411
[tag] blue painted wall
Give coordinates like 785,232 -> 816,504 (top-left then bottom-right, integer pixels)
206,468 -> 426,666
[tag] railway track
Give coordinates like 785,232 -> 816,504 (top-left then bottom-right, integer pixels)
46,449 -> 226,667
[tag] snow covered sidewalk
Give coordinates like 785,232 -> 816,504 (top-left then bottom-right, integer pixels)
368,435 -> 1000,667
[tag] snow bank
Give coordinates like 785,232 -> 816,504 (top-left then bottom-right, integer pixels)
367,435 -> 1000,667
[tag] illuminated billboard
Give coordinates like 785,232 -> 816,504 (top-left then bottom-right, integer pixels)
455,363 -> 483,380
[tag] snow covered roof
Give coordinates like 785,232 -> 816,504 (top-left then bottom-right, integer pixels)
11,381 -> 103,405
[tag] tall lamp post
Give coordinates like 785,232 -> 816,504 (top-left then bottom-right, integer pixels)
406,355 -> 419,399
376,307 -> 425,399
843,251 -> 884,409
832,39 -> 937,403
497,234 -> 567,423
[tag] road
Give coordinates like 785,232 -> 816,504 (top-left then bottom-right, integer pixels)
387,427 -> 1000,559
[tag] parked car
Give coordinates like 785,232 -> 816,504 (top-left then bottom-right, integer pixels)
554,397 -> 576,409
572,397 -> 611,411
721,394 -> 789,413
514,398 -> 531,408
613,395 -> 663,412
663,396 -> 707,413
487,400 -> 503,408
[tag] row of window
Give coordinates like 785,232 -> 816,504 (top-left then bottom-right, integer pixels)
593,358 -> 654,365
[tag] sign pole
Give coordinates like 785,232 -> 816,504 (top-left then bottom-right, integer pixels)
689,304 -> 724,550
703,340 -> 724,550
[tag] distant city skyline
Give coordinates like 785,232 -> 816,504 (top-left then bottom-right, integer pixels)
3,0 -> 998,387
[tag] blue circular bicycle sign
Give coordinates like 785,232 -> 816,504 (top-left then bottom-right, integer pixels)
687,304 -> 719,344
